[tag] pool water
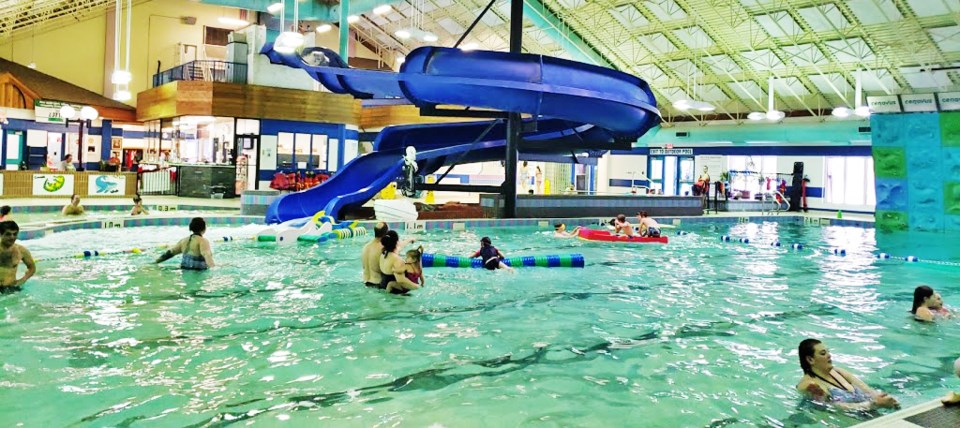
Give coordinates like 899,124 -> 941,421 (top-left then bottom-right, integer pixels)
11,209 -> 237,226
1,222 -> 958,427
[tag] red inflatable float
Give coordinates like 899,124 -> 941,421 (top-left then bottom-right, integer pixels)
577,228 -> 669,244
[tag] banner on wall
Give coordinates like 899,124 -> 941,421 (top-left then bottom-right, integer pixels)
937,92 -> 960,111
88,175 -> 126,195
32,174 -> 74,196
901,94 -> 937,112
866,96 -> 902,113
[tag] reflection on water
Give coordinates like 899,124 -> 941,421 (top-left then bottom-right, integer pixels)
0,222 -> 958,427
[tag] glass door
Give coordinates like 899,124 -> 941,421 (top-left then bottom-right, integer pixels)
663,156 -> 677,195
649,157 -> 664,193
678,156 -> 695,196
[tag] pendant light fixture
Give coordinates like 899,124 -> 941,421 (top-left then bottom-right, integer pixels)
832,69 -> 870,118
748,77 -> 784,121
275,0 -> 304,54
112,0 -> 132,101
672,28 -> 715,113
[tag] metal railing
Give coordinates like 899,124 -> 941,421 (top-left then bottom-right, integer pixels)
152,61 -> 247,87
139,166 -> 178,195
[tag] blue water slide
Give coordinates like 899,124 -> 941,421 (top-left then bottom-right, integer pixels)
263,45 -> 660,223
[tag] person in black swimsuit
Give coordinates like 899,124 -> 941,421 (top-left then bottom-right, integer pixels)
469,237 -> 512,271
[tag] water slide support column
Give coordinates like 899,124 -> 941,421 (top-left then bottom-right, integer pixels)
503,0 -> 523,218
339,0 -> 350,64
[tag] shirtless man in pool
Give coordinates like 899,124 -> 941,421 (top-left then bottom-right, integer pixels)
0,221 -> 36,293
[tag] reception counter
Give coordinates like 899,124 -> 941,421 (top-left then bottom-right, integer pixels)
0,170 -> 138,198
480,194 -> 705,218
176,164 -> 238,198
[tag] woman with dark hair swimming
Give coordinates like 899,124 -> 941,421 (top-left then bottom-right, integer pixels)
796,339 -> 898,411
911,285 -> 951,322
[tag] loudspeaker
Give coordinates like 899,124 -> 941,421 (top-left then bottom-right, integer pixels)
789,162 -> 803,211
181,16 -> 197,25
675,131 -> 689,138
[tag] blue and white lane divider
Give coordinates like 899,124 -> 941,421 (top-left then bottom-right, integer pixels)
676,230 -> 943,265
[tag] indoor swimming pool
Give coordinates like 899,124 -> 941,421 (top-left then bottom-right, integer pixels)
1,221 -> 957,427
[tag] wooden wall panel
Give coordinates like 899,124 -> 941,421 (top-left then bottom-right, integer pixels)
360,105 -> 488,129
0,73 -> 38,109
137,81 -> 361,125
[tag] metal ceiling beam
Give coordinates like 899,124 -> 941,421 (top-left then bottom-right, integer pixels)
197,0 -> 401,22
521,0 -> 612,67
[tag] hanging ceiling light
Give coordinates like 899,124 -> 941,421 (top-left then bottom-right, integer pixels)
748,77 -> 785,121
267,2 -> 283,14
395,28 -> 436,42
274,0 -> 303,54
347,15 -> 360,24
316,24 -> 332,33
373,5 -> 392,15
853,69 -> 871,118
460,42 -> 479,51
831,106 -> 851,118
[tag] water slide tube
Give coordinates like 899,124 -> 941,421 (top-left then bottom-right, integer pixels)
261,45 -> 660,223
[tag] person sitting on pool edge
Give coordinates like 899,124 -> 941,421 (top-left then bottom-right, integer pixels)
613,214 -> 635,237
912,285 -> 951,322
62,194 -> 84,216
554,223 -> 582,238
130,195 -> 149,216
154,217 -> 215,270
0,221 -> 36,293
636,211 -> 661,237
943,357 -> 960,406
469,236 -> 513,270
796,338 -> 899,411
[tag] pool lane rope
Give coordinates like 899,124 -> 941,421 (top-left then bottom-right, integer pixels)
35,235 -> 253,263
422,253 -> 585,268
679,231 -> 946,266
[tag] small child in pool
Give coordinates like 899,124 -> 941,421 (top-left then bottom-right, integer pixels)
387,246 -> 424,295
130,195 -> 149,216
470,236 -> 513,271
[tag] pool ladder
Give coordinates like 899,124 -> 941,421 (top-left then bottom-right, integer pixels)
761,191 -> 789,215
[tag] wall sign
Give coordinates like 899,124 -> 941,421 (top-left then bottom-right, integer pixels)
901,94 -> 937,112
34,100 -> 74,124
650,148 -> 693,155
32,174 -> 74,196
866,96 -> 902,113
938,92 -> 960,111
88,175 -> 126,195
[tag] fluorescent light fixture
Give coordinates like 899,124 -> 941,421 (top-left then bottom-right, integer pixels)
267,2 -> 283,14
747,112 -> 766,121
765,110 -> 785,121
373,5 -> 392,15
27,62 -> 36,69
316,24 -> 332,33
673,99 -> 691,110
274,31 -> 304,54
347,15 -> 360,24
395,29 -> 411,39
673,99 -> 714,112
113,90 -> 131,101
832,106 -> 851,118
217,17 -> 249,27
396,55 -> 405,65
854,106 -> 871,117
111,69 -> 132,85
460,42 -> 479,51
422,33 -> 438,42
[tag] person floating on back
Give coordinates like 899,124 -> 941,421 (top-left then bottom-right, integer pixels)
470,236 -> 512,270
0,221 -> 36,293
62,194 -> 84,216
130,195 -> 149,216
155,217 -> 215,270
554,223 -> 581,238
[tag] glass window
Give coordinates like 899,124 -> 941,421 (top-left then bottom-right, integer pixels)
825,156 -> 875,206
312,134 -> 328,169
